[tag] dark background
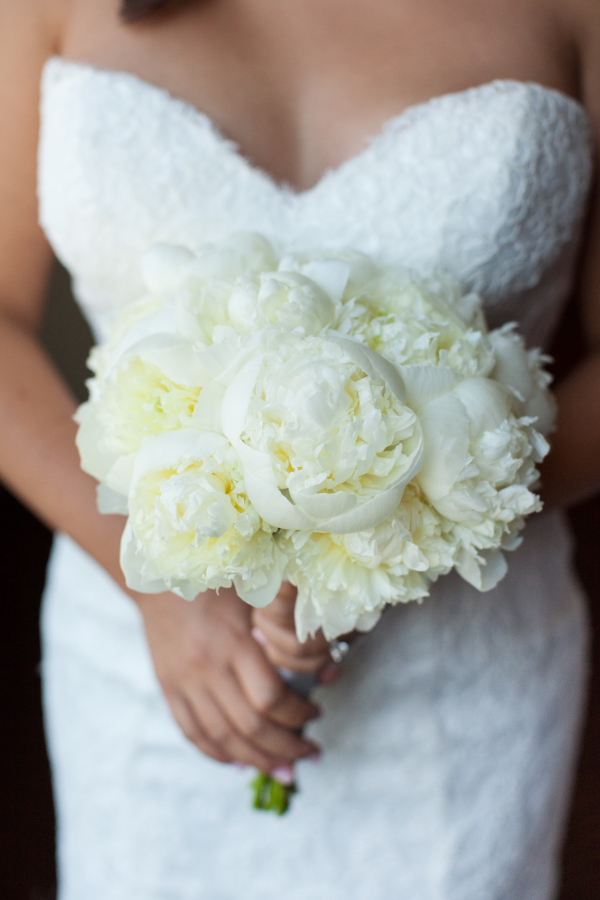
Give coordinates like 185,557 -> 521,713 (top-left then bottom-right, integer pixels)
0,264 -> 598,899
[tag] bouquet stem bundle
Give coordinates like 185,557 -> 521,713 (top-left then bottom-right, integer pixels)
251,772 -> 297,815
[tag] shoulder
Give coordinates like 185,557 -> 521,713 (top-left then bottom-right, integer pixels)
0,0 -> 68,58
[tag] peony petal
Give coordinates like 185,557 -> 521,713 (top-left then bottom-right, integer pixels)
434,488 -> 488,521
187,232 -> 277,282
192,382 -> 226,432
141,244 -> 195,292
171,583 -> 206,602
96,484 -> 128,515
417,393 -> 470,501
137,341 -> 212,387
489,329 -> 556,435
233,439 -> 279,486
100,306 -> 181,371
524,390 -> 556,437
130,429 -> 230,483
315,481 -> 406,534
195,331 -> 261,385
220,354 -> 265,442
75,402 -> 119,482
489,328 -> 532,399
106,453 -> 137,495
328,334 -> 407,402
289,488 -> 357,519
243,471 -> 316,529
299,260 -> 350,302
355,608 -> 385,633
455,547 -> 508,591
290,422 -> 424,534
120,520 -> 171,594
452,378 -> 511,436
399,366 -> 457,410
234,544 -> 289,608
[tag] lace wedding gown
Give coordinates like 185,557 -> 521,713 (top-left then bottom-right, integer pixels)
39,57 -> 593,900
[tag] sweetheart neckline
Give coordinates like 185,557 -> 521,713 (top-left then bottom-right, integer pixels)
44,55 -> 591,199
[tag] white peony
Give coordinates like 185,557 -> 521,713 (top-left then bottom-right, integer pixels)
339,268 -> 495,379
489,323 -> 556,435
278,248 -> 378,305
141,233 -> 342,344
121,429 -> 287,606
75,333 -> 213,495
220,328 -> 424,534
401,367 -> 548,590
282,483 -> 456,640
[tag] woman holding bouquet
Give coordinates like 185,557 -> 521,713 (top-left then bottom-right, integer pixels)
0,0 -> 599,896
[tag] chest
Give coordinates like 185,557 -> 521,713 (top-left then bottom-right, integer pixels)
62,0 -> 574,191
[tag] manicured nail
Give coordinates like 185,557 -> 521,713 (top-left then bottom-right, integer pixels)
251,627 -> 268,647
272,765 -> 295,786
308,751 -> 322,763
318,663 -> 341,685
232,761 -> 248,769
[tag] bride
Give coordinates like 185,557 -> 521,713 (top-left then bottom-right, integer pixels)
1,0 -> 599,896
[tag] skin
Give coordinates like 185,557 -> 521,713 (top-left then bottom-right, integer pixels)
1,0 -> 600,779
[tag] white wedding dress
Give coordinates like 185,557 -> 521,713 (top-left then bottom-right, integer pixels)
38,57 -> 594,900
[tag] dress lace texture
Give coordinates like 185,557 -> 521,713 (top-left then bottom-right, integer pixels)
40,59 -> 592,347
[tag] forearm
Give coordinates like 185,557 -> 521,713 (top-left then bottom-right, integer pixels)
540,350 -> 600,508
0,312 -> 127,586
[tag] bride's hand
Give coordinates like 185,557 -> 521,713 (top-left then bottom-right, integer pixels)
134,586 -> 321,778
251,583 -> 341,682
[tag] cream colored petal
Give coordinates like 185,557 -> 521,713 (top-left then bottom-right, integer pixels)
137,341 -> 211,387
298,259 -> 350,302
328,333 -> 407,402
234,544 -> 289,608
417,393 -> 471,501
452,378 -> 511,436
120,520 -> 171,594
141,244 -> 195,292
399,365 -> 457,411
130,429 -> 230,483
289,488 -> 357,520
220,354 -> 265,442
96,484 -> 128,515
75,402 -> 119,482
243,471 -> 316,530
454,547 -> 508,591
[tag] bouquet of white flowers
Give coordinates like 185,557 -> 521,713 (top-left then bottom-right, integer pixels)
76,232 -> 554,811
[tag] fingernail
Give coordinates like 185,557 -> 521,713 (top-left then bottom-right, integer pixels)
318,663 -> 341,685
272,765 -> 295,786
251,627 -> 268,647
308,751 -> 322,763
232,761 -> 248,769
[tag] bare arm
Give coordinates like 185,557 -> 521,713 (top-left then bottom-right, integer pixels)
540,0 -> 600,507
0,0 -> 320,779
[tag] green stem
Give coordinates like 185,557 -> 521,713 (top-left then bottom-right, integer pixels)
250,771 -> 298,815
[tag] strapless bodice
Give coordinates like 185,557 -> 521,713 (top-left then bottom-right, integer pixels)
39,57 -> 593,346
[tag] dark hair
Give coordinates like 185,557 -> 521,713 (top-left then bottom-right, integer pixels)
120,0 -> 170,21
